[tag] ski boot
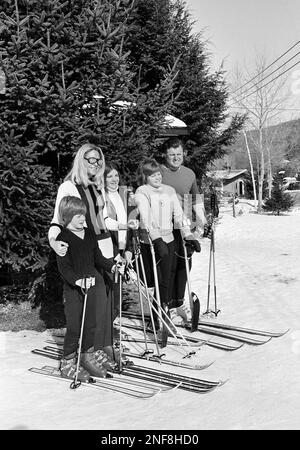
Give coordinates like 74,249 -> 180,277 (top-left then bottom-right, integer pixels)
103,345 -> 133,367
93,348 -> 118,372
80,347 -> 108,378
60,353 -> 90,382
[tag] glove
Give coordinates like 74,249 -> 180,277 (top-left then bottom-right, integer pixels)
112,262 -> 126,276
184,235 -> 201,255
153,237 -> 169,260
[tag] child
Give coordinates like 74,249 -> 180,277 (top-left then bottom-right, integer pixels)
134,158 -> 200,327
56,196 -> 124,381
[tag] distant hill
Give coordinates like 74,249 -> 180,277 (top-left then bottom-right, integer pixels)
214,117 -> 300,176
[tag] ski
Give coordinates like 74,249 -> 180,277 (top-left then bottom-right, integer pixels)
197,319 -> 289,338
121,351 -> 214,371
44,344 -> 213,371
31,349 -> 222,393
121,323 -> 245,351
118,368 -> 218,394
41,365 -> 175,393
123,310 -> 288,339
187,324 -> 273,345
32,348 -> 62,360
121,313 -> 272,346
29,366 -> 158,399
120,364 -> 224,392
124,363 -> 221,386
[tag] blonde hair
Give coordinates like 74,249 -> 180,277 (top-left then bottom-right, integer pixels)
65,143 -> 105,189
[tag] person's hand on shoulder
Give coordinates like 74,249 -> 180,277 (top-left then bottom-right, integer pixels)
51,239 -> 69,257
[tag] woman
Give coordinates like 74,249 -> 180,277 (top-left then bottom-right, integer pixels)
103,164 -> 133,319
134,158 -> 200,320
48,143 -> 123,366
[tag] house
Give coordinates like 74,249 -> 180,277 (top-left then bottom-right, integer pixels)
208,169 -> 248,197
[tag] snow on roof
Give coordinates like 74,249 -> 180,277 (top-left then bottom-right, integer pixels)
208,169 -> 248,181
92,97 -> 187,130
163,114 -> 187,128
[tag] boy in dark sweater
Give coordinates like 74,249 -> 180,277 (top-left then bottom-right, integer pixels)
56,196 -> 124,381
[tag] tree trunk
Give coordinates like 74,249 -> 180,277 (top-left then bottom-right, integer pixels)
243,129 -> 257,207
266,143 -> 273,198
257,127 -> 265,212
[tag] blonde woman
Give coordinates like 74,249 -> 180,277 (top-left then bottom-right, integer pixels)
48,143 -> 123,366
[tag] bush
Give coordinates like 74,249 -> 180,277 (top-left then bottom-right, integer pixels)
263,175 -> 294,215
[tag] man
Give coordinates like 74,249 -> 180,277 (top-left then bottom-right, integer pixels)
160,137 -> 207,324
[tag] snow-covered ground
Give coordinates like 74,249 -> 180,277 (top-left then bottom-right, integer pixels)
1,206 -> 300,431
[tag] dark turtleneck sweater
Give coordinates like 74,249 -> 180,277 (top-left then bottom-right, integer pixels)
56,228 -> 113,287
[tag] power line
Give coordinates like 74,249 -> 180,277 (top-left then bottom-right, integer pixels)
230,40 -> 300,97
231,107 -> 300,111
228,59 -> 300,107
229,49 -> 300,105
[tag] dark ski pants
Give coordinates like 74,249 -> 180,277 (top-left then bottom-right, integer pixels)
169,229 -> 192,307
63,271 -> 112,357
63,285 -> 96,357
138,240 -> 175,309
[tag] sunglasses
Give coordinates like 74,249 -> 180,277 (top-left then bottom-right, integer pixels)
84,157 -> 103,166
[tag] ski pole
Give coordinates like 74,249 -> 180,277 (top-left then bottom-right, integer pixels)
70,277 -> 89,389
127,267 -> 197,358
204,191 -> 220,316
131,233 -> 153,357
211,225 -> 219,315
134,250 -> 163,359
118,268 -> 123,373
147,234 -> 163,331
147,232 -> 172,348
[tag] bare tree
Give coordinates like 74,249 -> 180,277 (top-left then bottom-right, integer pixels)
229,54 -> 291,211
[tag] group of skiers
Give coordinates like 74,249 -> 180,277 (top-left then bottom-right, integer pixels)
48,137 -> 207,381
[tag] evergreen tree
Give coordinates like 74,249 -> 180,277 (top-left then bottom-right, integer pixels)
0,0 -> 175,182
0,0 -> 244,297
125,0 -> 244,181
263,174 -> 294,215
0,0 -> 176,279
0,135 -> 54,274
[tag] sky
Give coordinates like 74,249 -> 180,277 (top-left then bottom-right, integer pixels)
185,0 -> 300,72
185,0 -> 300,123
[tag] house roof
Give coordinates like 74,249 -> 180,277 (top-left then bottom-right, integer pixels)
208,169 -> 248,181
94,98 -> 189,137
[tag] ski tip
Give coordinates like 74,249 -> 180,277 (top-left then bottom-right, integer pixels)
273,328 -> 290,337
204,360 -> 215,369
233,343 -> 245,350
256,336 -> 273,345
218,378 -> 229,387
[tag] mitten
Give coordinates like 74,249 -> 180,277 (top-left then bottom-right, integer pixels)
184,235 -> 201,254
